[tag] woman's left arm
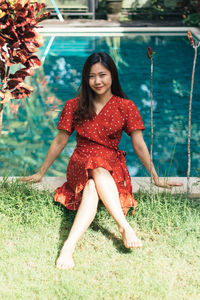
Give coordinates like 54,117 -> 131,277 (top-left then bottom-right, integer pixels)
130,130 -> 183,188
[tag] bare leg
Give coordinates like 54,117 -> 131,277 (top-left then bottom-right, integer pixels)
89,168 -> 142,249
56,179 -> 99,269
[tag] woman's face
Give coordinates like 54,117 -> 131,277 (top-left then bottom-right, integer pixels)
88,62 -> 112,97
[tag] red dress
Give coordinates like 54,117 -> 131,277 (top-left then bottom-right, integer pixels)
54,95 -> 145,215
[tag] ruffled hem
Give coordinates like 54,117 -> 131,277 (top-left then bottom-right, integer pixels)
54,183 -> 137,216
54,156 -> 113,210
54,182 -> 82,211
54,156 -> 137,216
85,156 -> 113,173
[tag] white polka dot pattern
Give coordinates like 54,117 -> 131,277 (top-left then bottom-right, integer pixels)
54,95 -> 145,215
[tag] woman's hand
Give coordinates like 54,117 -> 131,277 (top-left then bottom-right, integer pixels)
19,130 -> 70,184
19,171 -> 43,183
153,177 -> 183,189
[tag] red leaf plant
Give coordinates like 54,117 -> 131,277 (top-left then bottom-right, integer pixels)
147,46 -> 155,60
187,31 -> 194,47
0,0 -> 50,136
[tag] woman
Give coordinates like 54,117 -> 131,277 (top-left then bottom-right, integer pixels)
21,52 -> 182,269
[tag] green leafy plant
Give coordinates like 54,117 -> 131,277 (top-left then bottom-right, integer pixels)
151,0 -> 165,13
182,0 -> 200,27
183,13 -> 200,27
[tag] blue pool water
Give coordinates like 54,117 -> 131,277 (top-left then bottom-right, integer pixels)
1,34 -> 200,177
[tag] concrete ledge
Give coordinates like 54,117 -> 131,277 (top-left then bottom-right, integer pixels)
36,25 -> 200,40
132,177 -> 200,198
1,177 -> 199,198
37,25 -> 197,33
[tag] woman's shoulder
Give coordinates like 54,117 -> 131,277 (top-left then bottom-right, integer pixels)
64,97 -> 79,108
113,95 -> 136,108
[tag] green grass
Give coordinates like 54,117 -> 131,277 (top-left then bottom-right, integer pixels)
0,179 -> 200,300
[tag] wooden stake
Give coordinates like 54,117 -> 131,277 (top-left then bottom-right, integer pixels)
150,58 -> 154,195
187,46 -> 198,195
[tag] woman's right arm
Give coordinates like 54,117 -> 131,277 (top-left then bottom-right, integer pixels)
20,130 -> 70,182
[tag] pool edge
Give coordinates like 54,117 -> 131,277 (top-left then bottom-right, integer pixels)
36,26 -> 200,40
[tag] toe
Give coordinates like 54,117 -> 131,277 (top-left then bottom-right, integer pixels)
56,262 -> 62,269
63,263 -> 74,270
57,260 -> 74,270
136,239 -> 142,248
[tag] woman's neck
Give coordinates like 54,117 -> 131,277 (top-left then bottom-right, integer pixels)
94,92 -> 113,103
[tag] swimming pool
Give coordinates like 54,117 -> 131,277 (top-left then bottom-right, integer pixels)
1,32 -> 199,177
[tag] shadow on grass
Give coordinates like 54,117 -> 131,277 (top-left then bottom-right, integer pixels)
54,205 -> 75,261
55,202 -> 131,261
90,221 -> 131,254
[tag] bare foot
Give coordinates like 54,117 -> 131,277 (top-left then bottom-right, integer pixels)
118,225 -> 142,248
56,242 -> 75,270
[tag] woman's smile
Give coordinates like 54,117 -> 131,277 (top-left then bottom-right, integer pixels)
89,62 -> 112,98
95,86 -> 104,90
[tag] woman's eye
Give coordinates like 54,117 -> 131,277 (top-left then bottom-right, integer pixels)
89,75 -> 94,78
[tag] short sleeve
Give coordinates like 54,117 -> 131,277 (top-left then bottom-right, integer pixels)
123,100 -> 145,136
57,99 -> 75,135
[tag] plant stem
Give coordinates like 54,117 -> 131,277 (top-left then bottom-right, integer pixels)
187,46 -> 197,195
0,67 -> 9,137
150,58 -> 154,195
6,66 -> 10,78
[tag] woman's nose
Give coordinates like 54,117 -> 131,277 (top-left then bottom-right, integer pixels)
94,76 -> 101,84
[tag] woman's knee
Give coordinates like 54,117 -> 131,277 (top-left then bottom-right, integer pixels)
84,179 -> 99,203
85,178 -> 96,190
89,167 -> 108,178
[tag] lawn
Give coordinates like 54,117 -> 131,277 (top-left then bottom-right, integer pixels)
0,179 -> 200,300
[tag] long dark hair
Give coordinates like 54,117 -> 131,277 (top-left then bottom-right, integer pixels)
74,52 -> 128,122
